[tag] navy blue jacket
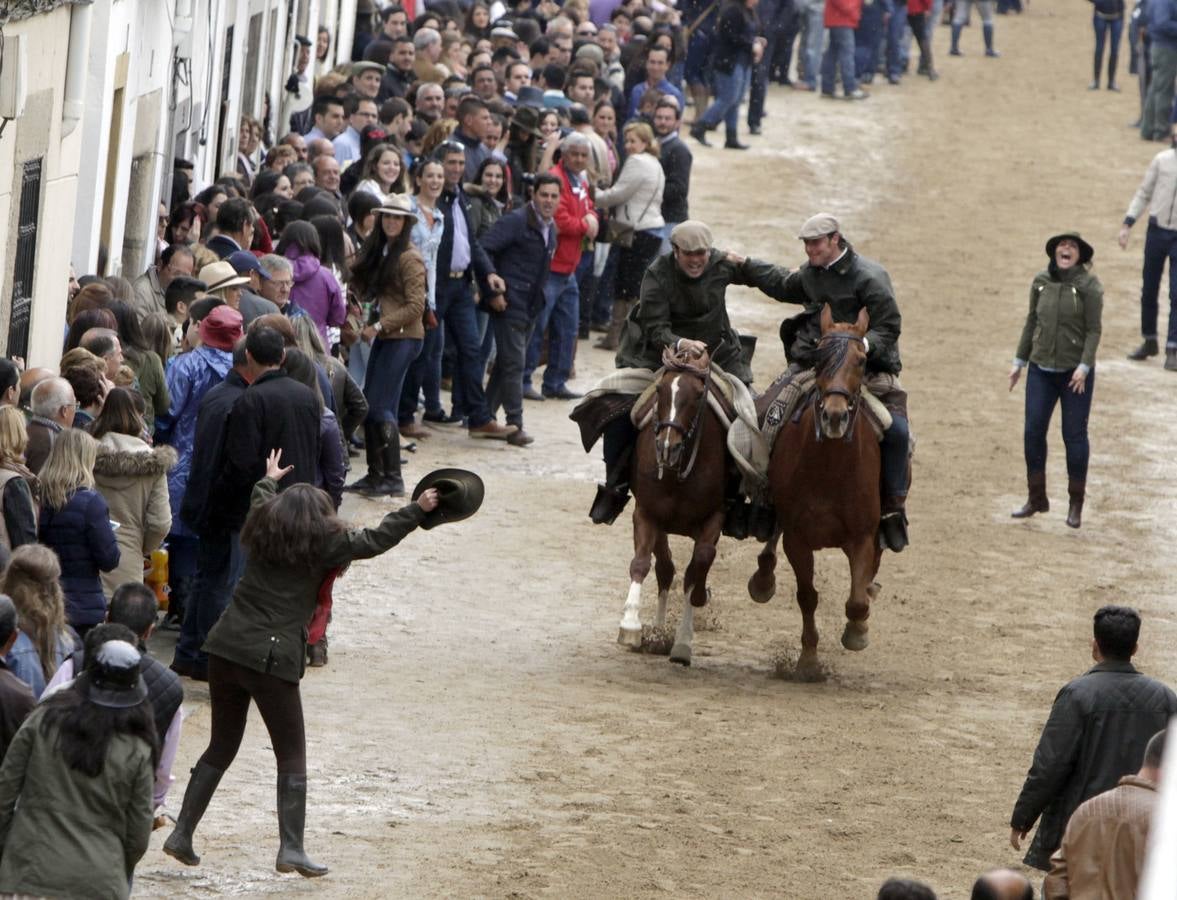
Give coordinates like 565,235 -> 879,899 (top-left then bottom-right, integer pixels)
1149,0 -> 1177,47
38,489 -> 120,628
436,186 -> 496,297
479,204 -> 557,326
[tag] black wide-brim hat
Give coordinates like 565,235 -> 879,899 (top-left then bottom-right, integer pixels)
412,468 -> 485,530
1045,232 -> 1094,264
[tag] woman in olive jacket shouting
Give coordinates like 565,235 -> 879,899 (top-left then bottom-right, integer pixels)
164,450 -> 438,877
1009,233 -> 1103,528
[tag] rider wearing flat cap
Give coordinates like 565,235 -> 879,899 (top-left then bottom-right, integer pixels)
731,213 -> 912,552
589,220 -> 766,525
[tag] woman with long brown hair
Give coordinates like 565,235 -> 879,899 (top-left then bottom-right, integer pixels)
164,451 -> 438,877
1,543 -> 76,699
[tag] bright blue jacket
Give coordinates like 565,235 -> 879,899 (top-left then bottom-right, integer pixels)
155,346 -> 232,536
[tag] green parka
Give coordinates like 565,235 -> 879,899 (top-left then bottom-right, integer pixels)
203,477 -> 426,684
1015,266 -> 1103,371
615,249 -> 757,383
0,704 -> 154,899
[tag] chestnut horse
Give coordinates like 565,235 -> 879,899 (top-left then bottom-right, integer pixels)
748,305 -> 883,675
617,348 -> 726,666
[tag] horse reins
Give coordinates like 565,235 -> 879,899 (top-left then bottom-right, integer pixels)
653,365 -> 712,481
813,333 -> 864,443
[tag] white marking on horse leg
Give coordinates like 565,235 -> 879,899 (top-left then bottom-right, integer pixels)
670,599 -> 695,665
654,590 -> 669,629
618,580 -> 643,646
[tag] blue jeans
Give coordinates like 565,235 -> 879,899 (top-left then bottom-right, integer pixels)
802,0 -> 826,87
365,337 -> 422,423
173,529 -> 245,669
1139,219 -> 1177,346
1024,364 -> 1094,481
436,276 -> 492,427
886,0 -> 910,77
1094,14 -> 1123,84
525,270 -> 579,392
699,62 -> 751,141
855,0 -> 886,79
398,321 -> 445,424
880,414 -> 910,499
822,26 -> 858,95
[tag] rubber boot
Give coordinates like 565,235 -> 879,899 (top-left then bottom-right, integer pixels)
163,762 -> 225,866
950,24 -> 963,55
1066,479 -> 1085,529
594,300 -> 628,351
1012,471 -> 1049,518
275,774 -> 328,877
983,24 -> 999,56
345,422 -> 383,494
378,421 -> 405,496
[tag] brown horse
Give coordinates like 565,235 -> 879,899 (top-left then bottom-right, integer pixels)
748,305 -> 883,675
617,348 -> 726,665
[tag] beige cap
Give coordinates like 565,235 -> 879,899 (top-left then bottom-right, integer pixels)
797,212 -> 840,240
669,221 -> 714,252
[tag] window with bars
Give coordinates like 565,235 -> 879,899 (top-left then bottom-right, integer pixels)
6,158 -> 43,360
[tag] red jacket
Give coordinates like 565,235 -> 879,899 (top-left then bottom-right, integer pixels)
549,163 -> 596,275
908,0 -> 932,14
824,0 -> 863,28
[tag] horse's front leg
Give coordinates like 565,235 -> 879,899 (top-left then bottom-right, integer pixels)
782,535 -> 820,676
619,506 -> 658,647
653,531 -> 674,629
672,511 -> 724,665
748,525 -> 781,603
841,535 -> 880,651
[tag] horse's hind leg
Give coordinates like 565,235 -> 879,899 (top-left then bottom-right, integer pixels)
841,535 -> 879,651
619,508 -> 657,647
782,536 -> 820,675
747,526 -> 781,603
653,532 -> 675,630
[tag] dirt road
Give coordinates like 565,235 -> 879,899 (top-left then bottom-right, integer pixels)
137,5 -> 1177,897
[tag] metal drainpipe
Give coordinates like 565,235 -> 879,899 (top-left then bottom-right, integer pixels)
61,2 -> 94,137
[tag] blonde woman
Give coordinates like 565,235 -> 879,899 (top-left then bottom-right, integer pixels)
1,543 -> 77,699
91,388 -> 175,596
593,122 -> 666,349
36,429 -> 120,636
0,407 -> 38,554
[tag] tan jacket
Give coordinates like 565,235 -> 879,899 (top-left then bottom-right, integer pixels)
375,248 -> 427,341
1043,775 -> 1157,900
92,433 -> 175,596
1126,147 -> 1177,229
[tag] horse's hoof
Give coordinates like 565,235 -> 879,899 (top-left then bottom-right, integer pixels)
795,652 -> 824,682
617,627 -> 643,648
669,644 -> 692,666
748,573 -> 775,603
841,622 -> 869,651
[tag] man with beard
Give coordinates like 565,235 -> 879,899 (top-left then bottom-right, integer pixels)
652,98 -> 692,251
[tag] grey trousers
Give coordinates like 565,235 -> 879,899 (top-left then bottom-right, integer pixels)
486,315 -> 536,427
1143,43 -> 1177,140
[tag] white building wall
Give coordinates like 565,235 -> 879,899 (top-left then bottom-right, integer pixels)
0,6 -> 82,368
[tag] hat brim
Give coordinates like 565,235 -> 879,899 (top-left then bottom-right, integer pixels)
374,207 -> 419,222
1045,233 -> 1094,264
207,275 -> 252,292
412,468 -> 485,530
76,671 -> 149,709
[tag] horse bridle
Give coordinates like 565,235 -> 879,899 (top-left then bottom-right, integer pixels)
653,366 -> 712,481
813,332 -> 864,443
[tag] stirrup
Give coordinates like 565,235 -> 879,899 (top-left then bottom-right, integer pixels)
878,511 -> 909,553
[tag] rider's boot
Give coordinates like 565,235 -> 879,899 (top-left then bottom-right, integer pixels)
749,502 -> 777,542
722,498 -> 751,540
878,414 -> 911,551
590,484 -> 631,524
878,496 -> 909,552
591,417 -> 636,524
1012,471 -> 1049,518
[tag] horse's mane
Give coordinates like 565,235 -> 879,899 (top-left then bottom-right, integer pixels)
661,345 -> 711,376
814,330 -> 856,379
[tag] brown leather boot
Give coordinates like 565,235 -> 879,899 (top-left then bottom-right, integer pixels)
594,300 -> 628,351
1066,479 -> 1085,528
1012,472 -> 1049,518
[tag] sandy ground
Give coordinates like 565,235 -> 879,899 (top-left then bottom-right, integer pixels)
135,4 -> 1177,897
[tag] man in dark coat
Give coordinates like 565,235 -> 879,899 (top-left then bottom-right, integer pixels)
216,325 -> 321,534
653,98 -> 692,245
1009,605 -> 1177,871
171,341 -> 251,680
735,212 -> 912,551
480,174 -> 560,447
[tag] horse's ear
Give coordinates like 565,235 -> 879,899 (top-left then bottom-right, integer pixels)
820,303 -> 833,334
855,306 -> 870,335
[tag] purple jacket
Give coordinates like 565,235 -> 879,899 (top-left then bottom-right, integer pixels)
286,246 -> 346,344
